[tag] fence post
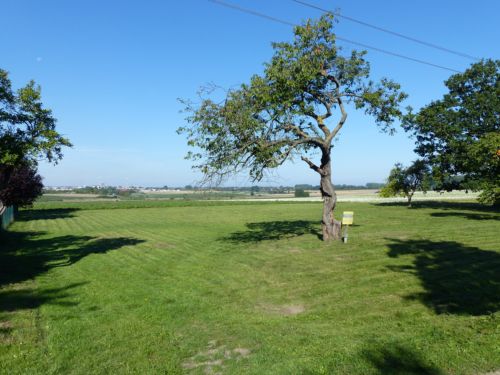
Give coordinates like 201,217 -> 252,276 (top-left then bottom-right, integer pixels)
0,204 -> 16,231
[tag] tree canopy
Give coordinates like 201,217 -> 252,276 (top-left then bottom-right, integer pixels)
180,16 -> 406,183
402,59 -> 499,205
379,160 -> 431,207
179,15 -> 407,240
0,163 -> 43,207
0,68 -> 71,207
0,69 -> 71,167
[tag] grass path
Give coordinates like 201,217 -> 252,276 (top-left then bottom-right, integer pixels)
1,201 -> 499,374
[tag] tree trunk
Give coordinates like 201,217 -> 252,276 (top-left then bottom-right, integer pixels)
319,153 -> 341,241
407,193 -> 413,207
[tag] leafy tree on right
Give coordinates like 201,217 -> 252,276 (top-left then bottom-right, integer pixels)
403,59 -> 500,206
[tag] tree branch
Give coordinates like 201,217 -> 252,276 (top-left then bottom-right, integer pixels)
301,156 -> 324,175
280,122 -> 325,148
320,69 -> 348,145
304,89 -> 333,122
327,96 -> 347,144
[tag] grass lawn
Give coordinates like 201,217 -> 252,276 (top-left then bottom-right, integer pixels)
0,200 -> 499,374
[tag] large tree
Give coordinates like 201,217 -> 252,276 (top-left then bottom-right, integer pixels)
0,69 -> 71,167
0,68 -> 71,205
403,59 -> 500,206
179,15 -> 407,240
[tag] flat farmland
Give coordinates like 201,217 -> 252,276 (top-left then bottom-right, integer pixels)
0,201 -> 499,374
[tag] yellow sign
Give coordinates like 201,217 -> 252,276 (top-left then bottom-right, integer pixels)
342,211 -> 354,225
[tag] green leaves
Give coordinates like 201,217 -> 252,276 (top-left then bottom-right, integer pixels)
0,69 -> 72,167
179,15 -> 406,184
403,59 -> 500,204
380,160 -> 431,202
356,78 -> 408,134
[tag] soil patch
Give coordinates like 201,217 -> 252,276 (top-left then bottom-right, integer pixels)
182,340 -> 251,373
262,303 -> 305,316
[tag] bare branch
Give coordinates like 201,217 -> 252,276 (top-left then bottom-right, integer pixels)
304,89 -> 332,121
301,155 -> 324,175
327,96 -> 347,144
283,123 -> 323,145
339,92 -> 364,99
321,69 -> 341,89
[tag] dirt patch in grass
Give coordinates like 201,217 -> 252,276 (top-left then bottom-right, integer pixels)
182,340 -> 251,373
0,321 -> 13,329
153,241 -> 175,250
232,347 -> 251,357
262,303 -> 305,316
0,320 -> 14,343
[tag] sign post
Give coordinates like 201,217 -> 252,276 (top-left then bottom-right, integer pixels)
341,211 -> 354,243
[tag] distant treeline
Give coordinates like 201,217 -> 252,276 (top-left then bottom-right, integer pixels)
44,182 -> 384,195
294,183 -> 384,190
188,183 -> 384,192
44,186 -> 139,197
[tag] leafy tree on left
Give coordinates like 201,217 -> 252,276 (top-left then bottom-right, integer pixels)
0,69 -> 71,206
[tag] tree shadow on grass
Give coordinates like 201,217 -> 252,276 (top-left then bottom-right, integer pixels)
0,230 -> 145,289
0,230 -> 144,340
223,220 -> 322,243
374,201 -> 499,221
374,201 -> 487,210
0,208 -> 145,342
362,344 -> 443,375
0,282 -> 88,312
386,238 -> 500,315
16,208 -> 81,221
0,281 -> 91,343
429,211 -> 499,221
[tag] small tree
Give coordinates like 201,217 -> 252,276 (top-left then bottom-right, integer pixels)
178,15 -> 407,241
379,160 -> 431,207
294,188 -> 310,198
0,163 -> 43,207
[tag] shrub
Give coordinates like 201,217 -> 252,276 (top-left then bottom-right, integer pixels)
294,189 -> 310,198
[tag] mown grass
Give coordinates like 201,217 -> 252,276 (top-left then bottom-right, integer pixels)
38,191 -> 250,203
31,198 -> 315,211
0,200 -> 499,374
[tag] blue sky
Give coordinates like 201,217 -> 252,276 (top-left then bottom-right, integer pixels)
2,0 -> 499,187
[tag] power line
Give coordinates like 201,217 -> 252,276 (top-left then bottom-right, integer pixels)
293,0 -> 480,61
209,0 -> 461,73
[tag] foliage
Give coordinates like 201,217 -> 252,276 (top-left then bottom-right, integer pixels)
0,68 -> 70,207
294,188 -> 310,198
295,184 -> 315,190
0,69 -> 71,167
379,160 -> 431,206
179,14 -> 406,240
365,182 -> 385,189
178,15 -> 406,183
478,185 -> 500,206
71,186 -> 138,197
0,163 -> 43,207
1,201 -> 499,373
403,59 -> 500,205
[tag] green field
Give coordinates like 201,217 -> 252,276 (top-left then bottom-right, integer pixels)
1,201 -> 499,374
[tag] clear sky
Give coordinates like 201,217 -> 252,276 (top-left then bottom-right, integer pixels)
2,0 -> 499,187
